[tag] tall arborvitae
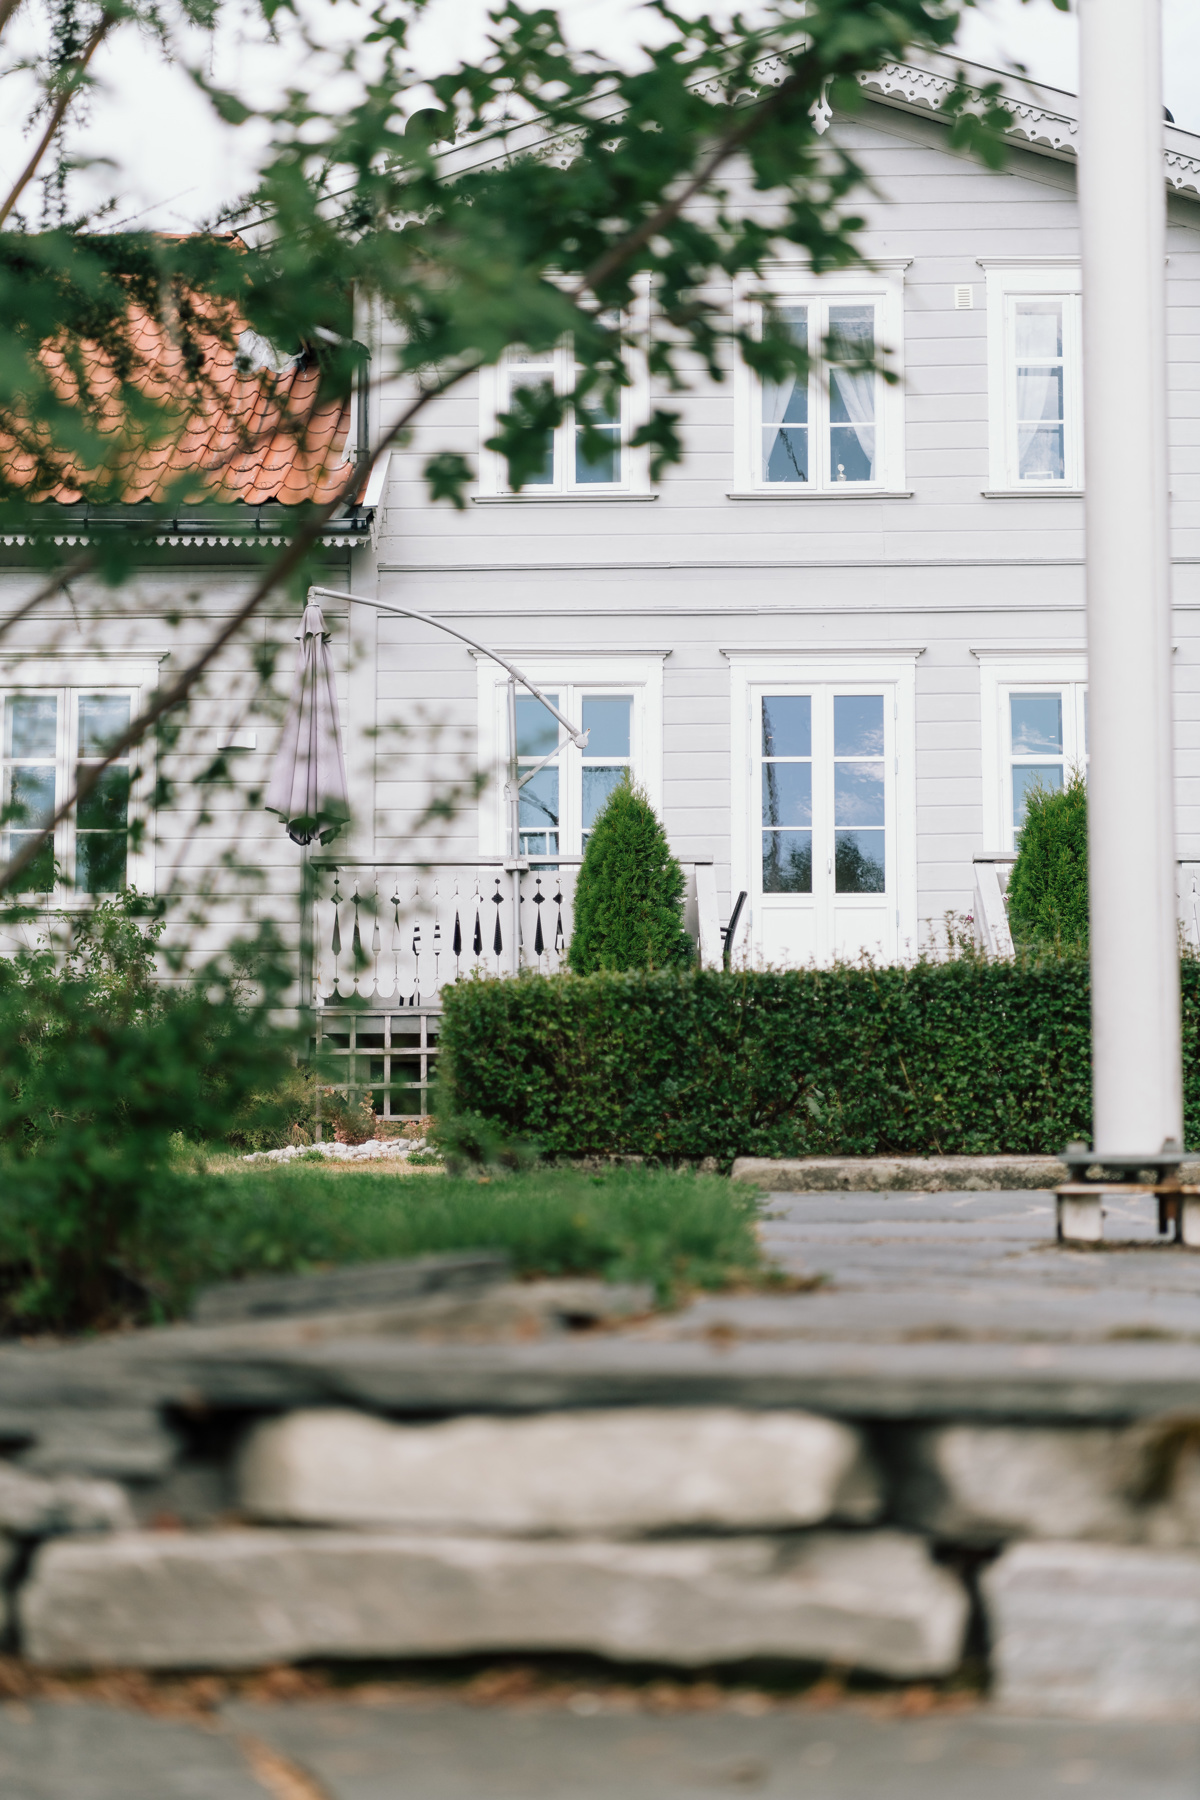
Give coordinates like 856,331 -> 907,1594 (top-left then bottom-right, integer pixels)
1006,769 -> 1089,952
568,778 -> 695,974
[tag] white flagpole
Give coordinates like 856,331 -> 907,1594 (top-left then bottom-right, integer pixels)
1078,0 -> 1182,1160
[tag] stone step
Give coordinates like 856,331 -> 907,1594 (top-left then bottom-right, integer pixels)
20,1528 -> 970,1678
236,1406 -> 881,1534
984,1540 -> 1200,1719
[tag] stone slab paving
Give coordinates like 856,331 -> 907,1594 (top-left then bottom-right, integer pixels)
5,1699 -> 1199,1799
223,1702 -> 1200,1799
0,1702 -> 265,1800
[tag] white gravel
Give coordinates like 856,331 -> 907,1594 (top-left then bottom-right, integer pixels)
242,1138 -> 432,1165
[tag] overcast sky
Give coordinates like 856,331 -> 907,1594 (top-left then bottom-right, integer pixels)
2,0 -> 1199,231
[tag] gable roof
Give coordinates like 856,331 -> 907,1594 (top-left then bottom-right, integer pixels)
853,52 -> 1200,202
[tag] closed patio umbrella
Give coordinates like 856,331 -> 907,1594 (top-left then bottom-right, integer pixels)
265,599 -> 351,845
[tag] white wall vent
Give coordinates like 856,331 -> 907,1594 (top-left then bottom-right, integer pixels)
954,284 -> 974,310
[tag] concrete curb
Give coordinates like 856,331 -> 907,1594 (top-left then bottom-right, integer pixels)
731,1154 -> 1200,1191
730,1155 -> 1068,1191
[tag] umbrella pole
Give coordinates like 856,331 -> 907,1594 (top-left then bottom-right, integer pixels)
507,676 -> 522,972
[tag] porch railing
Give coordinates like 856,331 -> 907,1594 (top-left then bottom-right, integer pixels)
307,856 -> 720,1118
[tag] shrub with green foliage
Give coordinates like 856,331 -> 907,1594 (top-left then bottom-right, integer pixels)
1007,771 -> 1089,950
438,957 -> 1200,1162
0,897 -> 297,1328
569,778 -> 695,974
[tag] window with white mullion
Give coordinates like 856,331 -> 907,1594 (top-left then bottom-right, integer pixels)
515,690 -> 562,856
0,687 -> 135,895
501,343 -> 626,494
580,693 -> 633,847
757,298 -> 881,491
506,683 -> 638,856
2,691 -> 60,892
1005,683 -> 1088,846
993,280 -> 1083,489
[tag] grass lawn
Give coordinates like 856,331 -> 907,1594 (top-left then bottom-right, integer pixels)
156,1162 -> 767,1316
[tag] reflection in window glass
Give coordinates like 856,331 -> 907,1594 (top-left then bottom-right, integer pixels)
574,385 -> 621,485
834,694 -> 885,893
762,694 -> 811,758
834,694 -> 884,758
762,306 -> 809,484
75,694 -> 131,892
1012,763 -> 1064,835
1010,692 -> 1063,757
507,349 -> 556,486
581,693 -> 632,845
518,766 -> 559,857
828,304 -> 876,484
1015,299 -> 1066,481
583,766 -> 626,829
582,695 -> 631,758
515,693 -> 560,758
763,831 -> 812,893
3,694 -> 57,891
761,693 -> 813,893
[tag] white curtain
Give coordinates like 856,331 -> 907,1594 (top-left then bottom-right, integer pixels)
830,364 -> 876,476
1016,370 -> 1063,475
761,370 -> 798,473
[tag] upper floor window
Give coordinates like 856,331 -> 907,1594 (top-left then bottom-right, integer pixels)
476,293 -> 652,500
1,688 -> 135,895
502,344 -> 624,492
983,263 -> 1083,491
760,300 -> 880,487
733,263 -> 908,497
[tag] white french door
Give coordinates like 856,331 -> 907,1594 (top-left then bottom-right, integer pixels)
748,683 -> 899,967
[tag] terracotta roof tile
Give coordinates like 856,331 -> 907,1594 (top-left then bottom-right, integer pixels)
4,295 -> 353,508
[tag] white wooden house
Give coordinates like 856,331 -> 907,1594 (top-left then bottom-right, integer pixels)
5,54 -> 1200,1113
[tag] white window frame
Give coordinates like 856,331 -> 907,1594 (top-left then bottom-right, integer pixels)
976,649 -> 1088,850
475,653 -> 666,856
731,261 -> 909,498
0,654 -> 162,901
981,260 -> 1083,494
727,651 -> 919,966
476,291 -> 653,501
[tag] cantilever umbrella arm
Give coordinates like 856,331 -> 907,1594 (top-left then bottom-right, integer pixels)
308,586 -> 589,753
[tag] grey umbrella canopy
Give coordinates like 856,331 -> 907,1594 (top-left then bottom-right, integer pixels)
265,600 -> 351,845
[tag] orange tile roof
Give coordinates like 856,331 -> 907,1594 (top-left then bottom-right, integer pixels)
5,291 -> 354,509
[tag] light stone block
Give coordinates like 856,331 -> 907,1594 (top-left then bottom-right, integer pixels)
0,1459 -> 134,1537
20,1528 -> 968,1676
984,1540 -> 1200,1719
236,1406 -> 881,1535
894,1426 -> 1141,1544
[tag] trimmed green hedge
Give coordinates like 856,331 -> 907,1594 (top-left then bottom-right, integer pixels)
438,958 -> 1200,1160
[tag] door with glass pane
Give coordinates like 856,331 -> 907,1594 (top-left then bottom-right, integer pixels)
754,686 -> 895,967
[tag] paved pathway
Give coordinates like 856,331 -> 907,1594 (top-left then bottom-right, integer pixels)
2,1697 -> 1199,1799
636,1189 -> 1200,1346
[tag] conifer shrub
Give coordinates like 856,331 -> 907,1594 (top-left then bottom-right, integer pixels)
568,777 -> 695,974
1007,771 -> 1089,951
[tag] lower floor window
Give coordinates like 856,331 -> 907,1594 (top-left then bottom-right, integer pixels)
512,686 -> 636,857
1006,682 -> 1088,846
1,688 -> 134,894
